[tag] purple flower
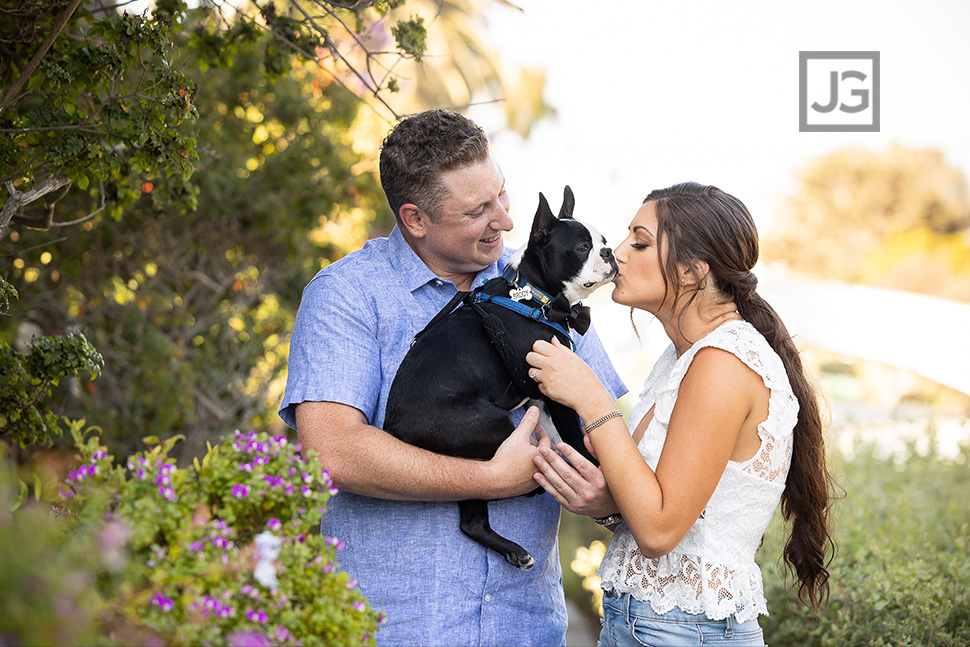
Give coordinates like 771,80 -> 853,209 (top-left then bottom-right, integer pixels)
378,612 -> 387,625
239,462 -> 254,472
158,485 -> 176,501
188,540 -> 205,553
266,518 -> 282,531
228,629 -> 272,647
346,578 -> 358,590
352,601 -> 366,612
151,593 -> 174,612
232,484 -> 250,498
246,607 -> 269,624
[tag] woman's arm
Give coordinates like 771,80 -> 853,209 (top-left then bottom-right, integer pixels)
528,338 -> 760,557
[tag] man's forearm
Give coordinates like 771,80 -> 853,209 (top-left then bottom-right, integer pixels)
295,402 -> 528,501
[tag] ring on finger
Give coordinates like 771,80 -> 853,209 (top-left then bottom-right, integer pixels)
529,368 -> 540,382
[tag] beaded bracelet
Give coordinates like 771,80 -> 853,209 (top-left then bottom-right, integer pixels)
583,410 -> 623,434
593,513 -> 623,527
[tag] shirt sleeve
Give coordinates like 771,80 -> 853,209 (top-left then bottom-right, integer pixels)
278,273 -> 381,429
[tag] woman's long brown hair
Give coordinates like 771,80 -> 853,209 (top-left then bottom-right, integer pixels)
646,182 -> 837,613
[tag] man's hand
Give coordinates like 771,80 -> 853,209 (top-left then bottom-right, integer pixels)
483,407 -> 550,499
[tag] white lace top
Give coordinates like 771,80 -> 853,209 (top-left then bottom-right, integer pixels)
598,320 -> 797,623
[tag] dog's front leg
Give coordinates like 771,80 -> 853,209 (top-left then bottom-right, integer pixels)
529,400 -> 565,452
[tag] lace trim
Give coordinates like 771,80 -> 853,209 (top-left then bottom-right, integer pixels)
599,544 -> 769,623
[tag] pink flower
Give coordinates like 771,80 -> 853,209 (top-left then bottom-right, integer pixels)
232,484 -> 250,498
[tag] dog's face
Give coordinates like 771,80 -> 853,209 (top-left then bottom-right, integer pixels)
510,186 -> 618,303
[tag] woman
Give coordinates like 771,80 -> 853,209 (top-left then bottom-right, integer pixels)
525,182 -> 836,647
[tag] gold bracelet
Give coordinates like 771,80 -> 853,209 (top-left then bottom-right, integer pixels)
583,410 -> 623,434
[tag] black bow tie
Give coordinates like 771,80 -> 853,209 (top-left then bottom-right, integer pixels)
544,294 -> 591,336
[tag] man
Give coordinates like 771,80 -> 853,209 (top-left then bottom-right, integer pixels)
280,109 -> 626,646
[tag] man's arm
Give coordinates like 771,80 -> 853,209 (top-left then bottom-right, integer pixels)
296,401 -> 545,501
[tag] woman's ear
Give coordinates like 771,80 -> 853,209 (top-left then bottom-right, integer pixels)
398,204 -> 428,238
676,260 -> 710,288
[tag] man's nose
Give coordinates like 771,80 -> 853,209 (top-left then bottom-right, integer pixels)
495,205 -> 513,231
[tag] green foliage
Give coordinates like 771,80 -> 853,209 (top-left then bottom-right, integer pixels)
392,16 -> 428,61
0,277 -> 103,448
38,423 -> 383,646
0,444 -> 107,646
2,21 -> 389,459
1,6 -> 201,225
758,440 -> 970,646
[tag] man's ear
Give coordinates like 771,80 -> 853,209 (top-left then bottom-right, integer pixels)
399,203 -> 429,238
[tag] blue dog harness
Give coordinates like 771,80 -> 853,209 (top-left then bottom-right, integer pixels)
466,265 -> 575,348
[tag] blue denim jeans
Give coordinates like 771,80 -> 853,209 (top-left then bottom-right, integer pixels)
599,590 -> 766,647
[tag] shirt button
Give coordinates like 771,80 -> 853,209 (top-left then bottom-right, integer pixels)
484,594 -> 492,602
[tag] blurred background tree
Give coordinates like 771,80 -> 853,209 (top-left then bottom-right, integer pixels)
763,144 -> 970,302
1,0 -> 552,459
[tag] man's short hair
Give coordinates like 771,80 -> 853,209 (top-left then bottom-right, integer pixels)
379,109 -> 490,222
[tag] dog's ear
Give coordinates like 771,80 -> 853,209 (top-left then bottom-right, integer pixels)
531,191 -> 557,241
559,185 -> 575,220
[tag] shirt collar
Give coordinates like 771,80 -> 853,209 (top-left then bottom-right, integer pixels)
387,225 -> 506,292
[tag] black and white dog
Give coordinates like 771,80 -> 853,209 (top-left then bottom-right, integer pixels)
383,186 -> 617,569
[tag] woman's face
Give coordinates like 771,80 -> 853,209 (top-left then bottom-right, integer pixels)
611,201 -> 674,314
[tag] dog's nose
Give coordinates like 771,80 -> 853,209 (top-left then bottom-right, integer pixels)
601,247 -> 613,259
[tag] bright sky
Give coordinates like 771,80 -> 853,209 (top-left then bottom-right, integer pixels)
464,0 -> 970,402
472,0 -> 970,249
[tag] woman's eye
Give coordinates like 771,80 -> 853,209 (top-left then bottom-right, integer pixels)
630,243 -> 649,250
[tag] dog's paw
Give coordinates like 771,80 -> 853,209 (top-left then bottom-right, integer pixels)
505,552 -> 536,570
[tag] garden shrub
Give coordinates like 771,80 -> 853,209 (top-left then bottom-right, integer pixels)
759,440 -> 970,646
0,421 -> 383,646
0,443 -> 106,646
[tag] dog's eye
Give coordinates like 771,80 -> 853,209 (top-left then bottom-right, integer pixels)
576,244 -> 591,253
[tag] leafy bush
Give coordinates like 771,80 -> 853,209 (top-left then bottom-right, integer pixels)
0,275 -> 103,448
0,423 -> 382,646
759,439 -> 970,646
0,443 -> 107,646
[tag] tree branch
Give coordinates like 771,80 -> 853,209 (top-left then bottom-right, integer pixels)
0,0 -> 84,114
0,176 -> 72,242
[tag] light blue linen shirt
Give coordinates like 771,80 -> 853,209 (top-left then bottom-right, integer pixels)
280,225 -> 627,646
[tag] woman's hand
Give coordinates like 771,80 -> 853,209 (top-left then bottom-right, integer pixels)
533,434 -> 619,519
483,407 -> 551,498
527,337 -> 615,419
